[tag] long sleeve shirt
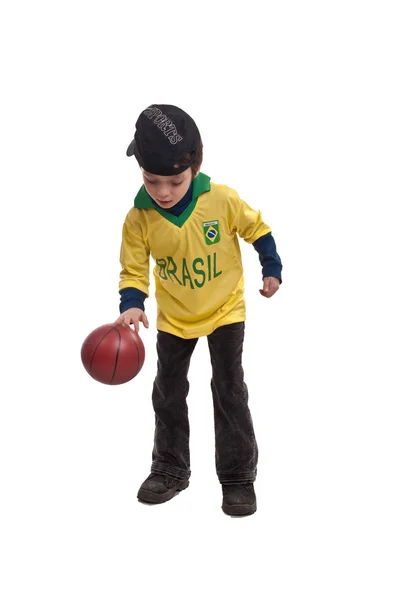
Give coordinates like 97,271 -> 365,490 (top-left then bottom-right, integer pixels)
119,172 -> 282,338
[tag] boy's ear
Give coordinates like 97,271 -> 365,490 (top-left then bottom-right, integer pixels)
193,162 -> 202,177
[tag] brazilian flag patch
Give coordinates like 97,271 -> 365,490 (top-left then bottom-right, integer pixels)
202,220 -> 220,245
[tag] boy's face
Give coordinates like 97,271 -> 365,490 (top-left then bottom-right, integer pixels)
142,167 -> 193,209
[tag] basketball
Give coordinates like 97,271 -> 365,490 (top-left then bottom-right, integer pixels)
81,323 -> 145,385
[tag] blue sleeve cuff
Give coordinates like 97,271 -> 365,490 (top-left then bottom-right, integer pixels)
119,287 -> 147,313
253,232 -> 283,283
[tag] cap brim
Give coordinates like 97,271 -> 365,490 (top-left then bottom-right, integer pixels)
126,139 -> 136,157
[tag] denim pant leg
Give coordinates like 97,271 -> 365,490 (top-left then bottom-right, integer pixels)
207,322 -> 258,484
151,330 -> 198,480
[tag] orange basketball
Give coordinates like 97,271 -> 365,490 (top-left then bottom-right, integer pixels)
81,323 -> 145,385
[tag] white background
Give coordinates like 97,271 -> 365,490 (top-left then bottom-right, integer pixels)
1,1 -> 397,598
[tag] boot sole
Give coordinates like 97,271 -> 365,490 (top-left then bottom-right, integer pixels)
222,501 -> 257,516
137,479 -> 189,504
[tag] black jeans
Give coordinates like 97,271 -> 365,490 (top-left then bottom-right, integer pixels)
150,322 -> 258,484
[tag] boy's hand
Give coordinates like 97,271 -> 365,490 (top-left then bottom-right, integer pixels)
114,308 -> 149,332
259,276 -> 280,298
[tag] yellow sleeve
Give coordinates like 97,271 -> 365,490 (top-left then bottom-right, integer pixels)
228,191 -> 272,243
119,213 -> 150,296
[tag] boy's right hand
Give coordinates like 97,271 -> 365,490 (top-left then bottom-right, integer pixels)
114,308 -> 149,332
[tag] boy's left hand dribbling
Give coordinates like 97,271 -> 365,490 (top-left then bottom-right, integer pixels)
259,276 -> 280,298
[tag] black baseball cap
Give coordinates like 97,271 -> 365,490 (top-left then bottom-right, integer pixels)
126,104 -> 201,176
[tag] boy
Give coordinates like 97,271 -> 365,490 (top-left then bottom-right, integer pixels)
115,104 -> 282,516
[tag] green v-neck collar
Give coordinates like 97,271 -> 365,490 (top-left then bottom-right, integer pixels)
133,172 -> 211,227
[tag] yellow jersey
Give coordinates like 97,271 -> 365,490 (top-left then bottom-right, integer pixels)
119,173 -> 271,338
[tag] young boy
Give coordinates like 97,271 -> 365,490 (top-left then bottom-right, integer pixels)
115,104 -> 282,516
